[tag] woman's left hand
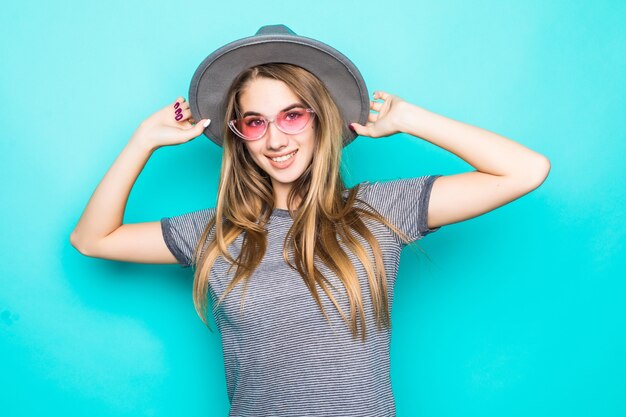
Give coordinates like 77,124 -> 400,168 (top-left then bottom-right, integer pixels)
349,90 -> 410,138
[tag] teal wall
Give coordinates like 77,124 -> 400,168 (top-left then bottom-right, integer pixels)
1,1 -> 624,416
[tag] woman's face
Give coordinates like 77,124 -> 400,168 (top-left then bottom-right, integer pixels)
237,77 -> 316,201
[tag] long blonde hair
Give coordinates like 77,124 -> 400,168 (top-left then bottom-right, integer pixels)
190,63 -> 414,341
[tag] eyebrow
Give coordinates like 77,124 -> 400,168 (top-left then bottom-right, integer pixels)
242,103 -> 305,118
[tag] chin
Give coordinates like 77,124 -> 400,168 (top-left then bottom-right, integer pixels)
271,172 -> 304,185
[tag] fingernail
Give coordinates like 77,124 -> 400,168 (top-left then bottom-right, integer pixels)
174,102 -> 180,109
203,119 -> 211,127
348,124 -> 355,131
175,108 -> 182,115
175,114 -> 183,121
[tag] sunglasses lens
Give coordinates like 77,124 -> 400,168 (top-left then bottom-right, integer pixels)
277,108 -> 312,133
236,117 -> 266,140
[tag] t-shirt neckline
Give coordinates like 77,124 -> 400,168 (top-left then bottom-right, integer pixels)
271,208 -> 292,218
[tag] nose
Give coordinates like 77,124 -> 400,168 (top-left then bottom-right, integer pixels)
265,120 -> 289,150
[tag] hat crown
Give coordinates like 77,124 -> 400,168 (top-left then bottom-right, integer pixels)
254,24 -> 297,36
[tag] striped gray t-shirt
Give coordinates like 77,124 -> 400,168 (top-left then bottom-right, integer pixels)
161,175 -> 442,417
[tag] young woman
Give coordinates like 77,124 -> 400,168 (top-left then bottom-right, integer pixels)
70,25 -> 550,417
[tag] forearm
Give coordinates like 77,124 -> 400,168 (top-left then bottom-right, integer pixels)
70,135 -> 157,249
397,102 -> 549,181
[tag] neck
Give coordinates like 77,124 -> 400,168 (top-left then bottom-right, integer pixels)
271,181 -> 299,210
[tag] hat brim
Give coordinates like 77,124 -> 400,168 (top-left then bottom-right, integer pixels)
189,33 -> 369,148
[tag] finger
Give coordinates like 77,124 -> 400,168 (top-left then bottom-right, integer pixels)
367,112 -> 378,123
370,100 -> 383,112
180,108 -> 192,121
188,115 -> 203,125
179,119 -> 211,139
372,90 -> 391,101
350,122 -> 374,137
182,117 -> 211,130
173,97 -> 187,111
174,108 -> 192,122
179,120 -> 193,129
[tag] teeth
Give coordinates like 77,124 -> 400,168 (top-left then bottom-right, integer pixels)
271,151 -> 296,162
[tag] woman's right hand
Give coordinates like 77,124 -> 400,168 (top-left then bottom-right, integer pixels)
130,96 -> 211,149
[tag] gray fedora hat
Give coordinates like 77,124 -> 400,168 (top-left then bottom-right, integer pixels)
188,24 -> 369,148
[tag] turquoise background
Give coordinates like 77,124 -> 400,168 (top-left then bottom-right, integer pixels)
1,0 -> 624,416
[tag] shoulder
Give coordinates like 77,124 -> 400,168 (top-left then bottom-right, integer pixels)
159,207 -> 217,268
160,207 -> 218,238
347,176 -> 441,205
344,176 -> 443,242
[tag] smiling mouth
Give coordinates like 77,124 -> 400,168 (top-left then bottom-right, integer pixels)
268,150 -> 298,162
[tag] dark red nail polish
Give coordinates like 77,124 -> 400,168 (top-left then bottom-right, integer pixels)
174,102 -> 180,109
348,124 -> 355,131
175,114 -> 183,121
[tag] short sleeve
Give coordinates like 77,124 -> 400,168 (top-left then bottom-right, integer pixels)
356,175 -> 442,244
160,207 -> 216,268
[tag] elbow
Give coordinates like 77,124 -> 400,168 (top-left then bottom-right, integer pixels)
69,232 -> 90,256
534,155 -> 551,185
525,155 -> 551,190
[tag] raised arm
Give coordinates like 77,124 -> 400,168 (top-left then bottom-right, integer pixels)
69,97 -> 210,264
350,91 -> 551,229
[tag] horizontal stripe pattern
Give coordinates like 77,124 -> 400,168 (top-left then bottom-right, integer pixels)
161,175 -> 441,417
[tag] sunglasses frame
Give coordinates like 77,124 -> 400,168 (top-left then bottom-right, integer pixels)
228,108 -> 316,141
